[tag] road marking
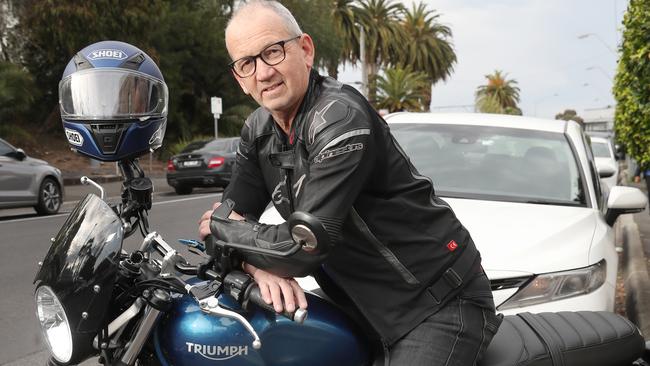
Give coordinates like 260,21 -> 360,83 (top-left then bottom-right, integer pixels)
152,193 -> 222,206
0,193 -> 222,224
0,212 -> 70,224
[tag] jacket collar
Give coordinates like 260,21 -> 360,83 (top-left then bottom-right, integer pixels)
276,69 -> 323,146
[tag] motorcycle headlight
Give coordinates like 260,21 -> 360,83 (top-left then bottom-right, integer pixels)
498,260 -> 606,310
35,286 -> 73,363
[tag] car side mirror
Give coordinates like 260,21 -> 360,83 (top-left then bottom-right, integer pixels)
615,151 -> 624,161
288,211 -> 330,255
615,144 -> 625,159
605,186 -> 648,226
596,162 -> 616,178
9,148 -> 26,161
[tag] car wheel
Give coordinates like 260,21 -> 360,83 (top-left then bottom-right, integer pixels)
35,178 -> 62,215
175,185 -> 193,195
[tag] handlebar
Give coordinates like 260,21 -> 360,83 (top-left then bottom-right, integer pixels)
245,284 -> 307,324
139,232 -> 307,324
174,261 -> 306,323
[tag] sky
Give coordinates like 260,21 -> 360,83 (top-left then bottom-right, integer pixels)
336,0 -> 627,119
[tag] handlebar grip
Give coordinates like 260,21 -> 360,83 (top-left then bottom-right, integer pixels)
246,284 -> 307,324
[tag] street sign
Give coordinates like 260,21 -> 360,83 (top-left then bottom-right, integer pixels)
211,97 -> 222,115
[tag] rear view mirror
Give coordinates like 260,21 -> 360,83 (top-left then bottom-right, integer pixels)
605,186 -> 648,225
596,161 -> 616,178
288,212 -> 330,255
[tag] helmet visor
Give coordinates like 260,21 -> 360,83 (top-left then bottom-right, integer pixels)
59,69 -> 168,120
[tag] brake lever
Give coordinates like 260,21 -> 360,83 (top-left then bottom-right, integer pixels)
178,239 -> 211,259
198,295 -> 262,349
178,239 -> 205,252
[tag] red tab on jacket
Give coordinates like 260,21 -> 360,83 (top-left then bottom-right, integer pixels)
446,240 -> 458,252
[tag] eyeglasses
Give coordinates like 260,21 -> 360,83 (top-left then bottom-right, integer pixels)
229,36 -> 301,78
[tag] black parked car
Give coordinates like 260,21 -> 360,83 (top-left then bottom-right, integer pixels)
166,137 -> 240,195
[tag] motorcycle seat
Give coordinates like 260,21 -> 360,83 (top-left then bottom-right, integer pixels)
479,311 -> 645,366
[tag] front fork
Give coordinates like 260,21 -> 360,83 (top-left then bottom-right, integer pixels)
107,289 -> 170,366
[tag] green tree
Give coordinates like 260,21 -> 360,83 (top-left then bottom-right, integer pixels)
8,0 -> 253,150
149,1 -> 254,142
11,0 -> 169,131
613,0 -> 650,168
504,106 -> 522,115
400,2 -> 456,110
0,0 -> 18,62
376,66 -> 428,113
0,61 -> 38,141
475,70 -> 521,112
330,0 -> 359,78
280,0 -> 344,79
475,94 -> 503,114
354,0 -> 406,103
555,109 -> 584,125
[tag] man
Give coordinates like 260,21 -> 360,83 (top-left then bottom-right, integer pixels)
199,1 -> 501,364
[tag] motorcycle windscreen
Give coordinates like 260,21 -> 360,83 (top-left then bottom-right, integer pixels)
34,194 -> 124,332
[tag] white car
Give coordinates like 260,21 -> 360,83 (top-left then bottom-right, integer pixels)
262,113 -> 647,315
590,136 -> 620,190
384,113 -> 646,314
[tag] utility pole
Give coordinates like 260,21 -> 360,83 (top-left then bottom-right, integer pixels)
359,24 -> 367,99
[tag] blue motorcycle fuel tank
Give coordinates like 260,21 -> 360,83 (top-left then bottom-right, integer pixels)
154,288 -> 371,365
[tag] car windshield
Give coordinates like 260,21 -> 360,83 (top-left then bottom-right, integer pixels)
591,141 -> 612,158
0,139 -> 14,155
180,141 -> 209,153
390,123 -> 586,206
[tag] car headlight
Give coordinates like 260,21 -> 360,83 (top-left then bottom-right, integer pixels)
35,286 -> 73,363
498,260 -> 606,310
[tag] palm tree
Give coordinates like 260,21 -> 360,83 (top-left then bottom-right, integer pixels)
475,70 -> 520,112
376,66 -> 429,113
329,0 -> 359,78
400,2 -> 456,110
475,94 -> 502,114
353,0 -> 406,103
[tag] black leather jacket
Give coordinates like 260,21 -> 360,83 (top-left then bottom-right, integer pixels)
214,70 -> 488,344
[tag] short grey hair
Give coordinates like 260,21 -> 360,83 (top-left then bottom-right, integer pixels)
227,0 -> 303,37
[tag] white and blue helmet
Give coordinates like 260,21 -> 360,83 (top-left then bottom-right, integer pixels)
59,41 -> 168,161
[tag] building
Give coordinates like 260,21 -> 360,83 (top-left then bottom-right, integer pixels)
582,105 -> 615,135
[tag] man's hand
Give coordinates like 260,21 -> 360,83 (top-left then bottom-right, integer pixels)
243,262 -> 308,313
198,201 -> 245,240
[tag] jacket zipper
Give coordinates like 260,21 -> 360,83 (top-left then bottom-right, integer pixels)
350,209 -> 420,286
285,170 -> 295,212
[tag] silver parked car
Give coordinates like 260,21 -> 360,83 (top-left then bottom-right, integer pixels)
0,138 -> 64,214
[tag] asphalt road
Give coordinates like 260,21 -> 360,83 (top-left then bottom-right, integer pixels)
0,178 -> 224,365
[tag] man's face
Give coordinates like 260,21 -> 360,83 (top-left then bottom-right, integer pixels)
226,9 -> 314,119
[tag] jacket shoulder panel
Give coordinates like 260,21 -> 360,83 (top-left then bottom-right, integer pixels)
306,99 -> 350,145
304,86 -> 372,147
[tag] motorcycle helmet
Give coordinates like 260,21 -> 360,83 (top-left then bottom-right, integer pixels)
59,40 -> 168,161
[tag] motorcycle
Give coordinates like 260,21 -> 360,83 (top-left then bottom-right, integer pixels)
34,159 -> 650,366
